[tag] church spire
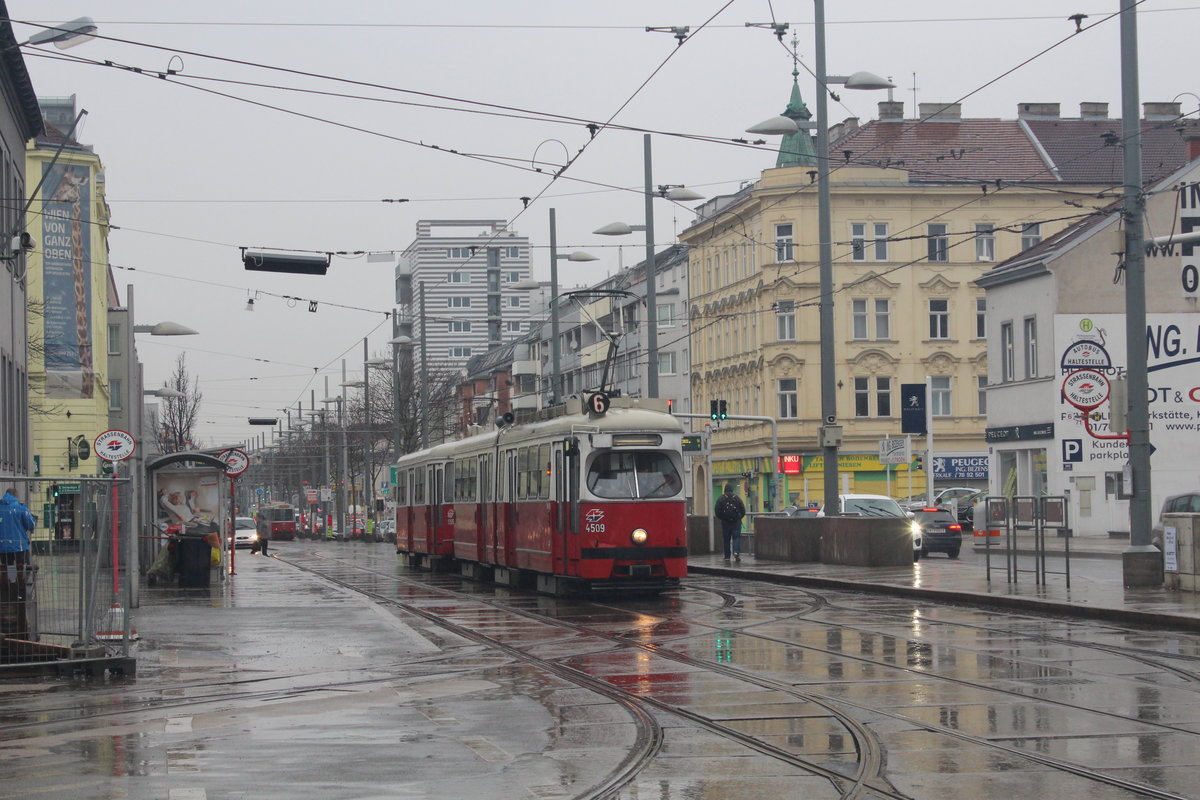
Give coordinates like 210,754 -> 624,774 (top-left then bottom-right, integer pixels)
776,34 -> 817,168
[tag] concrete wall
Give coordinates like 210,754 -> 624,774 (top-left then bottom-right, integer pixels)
686,515 -> 716,555
752,515 -> 913,566
820,517 -> 913,566
753,516 -> 820,562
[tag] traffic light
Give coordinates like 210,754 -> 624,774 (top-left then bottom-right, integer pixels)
718,400 -> 728,420
51,484 -> 60,500
710,399 -> 719,421
913,455 -> 923,471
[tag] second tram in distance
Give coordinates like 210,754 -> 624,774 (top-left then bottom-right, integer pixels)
392,395 -> 687,595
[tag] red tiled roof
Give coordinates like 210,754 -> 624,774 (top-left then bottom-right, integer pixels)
832,119 -> 1052,183
831,116 -> 1200,187
1024,118 -> 1200,185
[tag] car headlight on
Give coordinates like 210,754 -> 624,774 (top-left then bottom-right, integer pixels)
631,528 -> 648,545
910,521 -> 922,537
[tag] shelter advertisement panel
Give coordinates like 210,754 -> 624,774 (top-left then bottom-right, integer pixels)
153,471 -> 223,537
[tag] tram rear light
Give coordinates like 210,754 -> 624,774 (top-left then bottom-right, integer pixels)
631,528 -> 648,545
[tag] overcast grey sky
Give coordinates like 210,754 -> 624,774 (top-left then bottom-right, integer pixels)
14,1 -> 1200,446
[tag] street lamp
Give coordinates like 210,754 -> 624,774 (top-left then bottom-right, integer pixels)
323,372 -> 348,537
593,137 -> 704,399
536,209 -> 597,405
365,352 -> 393,524
747,8 -> 892,516
20,17 -> 98,49
124,284 -> 198,607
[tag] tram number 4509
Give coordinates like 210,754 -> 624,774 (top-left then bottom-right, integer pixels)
585,523 -> 607,533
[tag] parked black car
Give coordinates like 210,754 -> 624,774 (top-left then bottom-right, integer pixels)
911,507 -> 963,558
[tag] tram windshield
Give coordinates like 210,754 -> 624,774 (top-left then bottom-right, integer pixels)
586,451 -> 682,499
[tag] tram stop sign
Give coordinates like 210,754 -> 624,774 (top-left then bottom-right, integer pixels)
1061,369 -> 1110,411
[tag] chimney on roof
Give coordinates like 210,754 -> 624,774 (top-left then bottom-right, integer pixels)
1080,102 -> 1109,119
919,102 -> 961,122
877,100 -> 904,121
1186,132 -> 1200,162
1017,103 -> 1060,120
828,116 -> 859,142
1144,101 -> 1181,120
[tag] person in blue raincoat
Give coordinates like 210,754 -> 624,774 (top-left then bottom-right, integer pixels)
1,488 -> 37,635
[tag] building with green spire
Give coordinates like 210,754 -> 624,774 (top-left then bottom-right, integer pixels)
776,75 -> 816,168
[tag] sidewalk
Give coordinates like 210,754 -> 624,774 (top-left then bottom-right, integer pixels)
688,532 -> 1200,631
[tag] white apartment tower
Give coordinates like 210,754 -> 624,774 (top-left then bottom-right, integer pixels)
395,220 -> 532,373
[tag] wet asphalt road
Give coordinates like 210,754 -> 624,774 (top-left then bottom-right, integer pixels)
2,540 -> 1200,799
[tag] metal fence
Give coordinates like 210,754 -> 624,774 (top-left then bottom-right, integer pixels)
2,476 -> 134,666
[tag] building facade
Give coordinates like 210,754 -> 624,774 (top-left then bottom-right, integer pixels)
25,100 -> 116,537
0,12 -> 45,481
977,150 -> 1200,537
681,95 -> 1200,514
395,219 -> 532,369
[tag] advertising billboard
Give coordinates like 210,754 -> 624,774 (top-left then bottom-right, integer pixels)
40,163 -> 94,399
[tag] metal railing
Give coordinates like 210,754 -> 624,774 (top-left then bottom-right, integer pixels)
981,495 -> 1071,588
2,476 -> 134,667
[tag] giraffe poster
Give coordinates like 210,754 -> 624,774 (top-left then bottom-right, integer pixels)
41,163 -> 93,399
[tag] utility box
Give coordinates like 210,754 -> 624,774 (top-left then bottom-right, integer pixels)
1163,513 -> 1200,591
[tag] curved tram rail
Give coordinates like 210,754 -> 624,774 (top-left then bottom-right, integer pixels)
280,548 -> 1198,800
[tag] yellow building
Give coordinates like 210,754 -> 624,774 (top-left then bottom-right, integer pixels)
682,97 -> 1199,512
25,103 -> 115,538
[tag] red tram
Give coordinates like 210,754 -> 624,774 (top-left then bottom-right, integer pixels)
392,395 -> 687,595
256,502 -> 298,541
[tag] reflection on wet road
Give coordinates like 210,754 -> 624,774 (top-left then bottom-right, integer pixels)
1,540 -> 1198,799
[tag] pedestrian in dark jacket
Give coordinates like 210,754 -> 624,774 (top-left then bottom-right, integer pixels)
714,484 -> 746,561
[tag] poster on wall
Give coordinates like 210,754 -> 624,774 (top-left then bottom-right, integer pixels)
1055,313 -> 1200,499
153,472 -> 222,537
41,162 -> 94,399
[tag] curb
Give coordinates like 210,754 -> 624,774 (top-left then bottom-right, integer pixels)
688,564 -> 1200,633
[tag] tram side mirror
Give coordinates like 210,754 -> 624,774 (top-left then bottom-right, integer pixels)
496,411 -> 515,428
563,437 -> 580,459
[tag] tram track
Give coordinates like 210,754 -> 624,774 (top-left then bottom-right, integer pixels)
697,577 -> 1200,686
284,550 -> 914,799
291,548 -> 1199,799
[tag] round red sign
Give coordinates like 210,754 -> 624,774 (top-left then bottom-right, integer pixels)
219,448 -> 250,476
94,430 -> 136,462
1061,369 -> 1110,411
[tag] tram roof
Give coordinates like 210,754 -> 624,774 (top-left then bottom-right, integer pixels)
395,403 -> 684,466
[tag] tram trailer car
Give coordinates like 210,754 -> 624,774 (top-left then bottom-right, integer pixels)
393,396 -> 687,595
256,502 -> 298,541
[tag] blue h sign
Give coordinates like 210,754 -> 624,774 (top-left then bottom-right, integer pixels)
900,383 -> 927,434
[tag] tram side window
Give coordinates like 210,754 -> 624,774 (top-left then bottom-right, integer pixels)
518,447 -> 530,500
396,471 -> 407,506
587,451 -> 682,499
454,459 -> 470,501
539,444 -> 550,499
414,468 -> 426,505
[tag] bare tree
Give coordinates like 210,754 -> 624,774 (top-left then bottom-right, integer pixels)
158,353 -> 203,452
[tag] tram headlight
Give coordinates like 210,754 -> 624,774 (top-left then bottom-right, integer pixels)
630,528 -> 648,545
